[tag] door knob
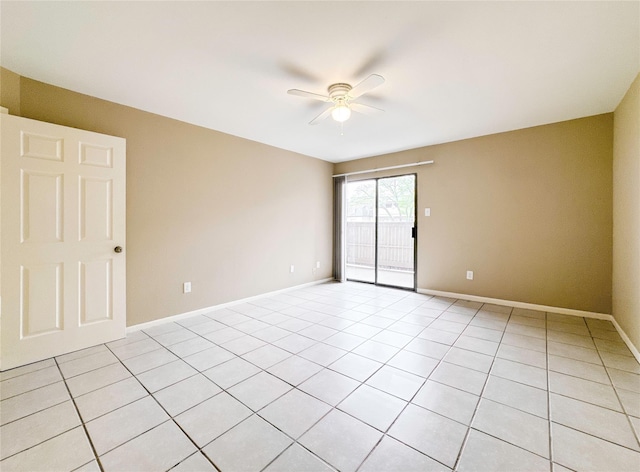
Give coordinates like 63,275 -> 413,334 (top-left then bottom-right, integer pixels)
114,246 -> 123,253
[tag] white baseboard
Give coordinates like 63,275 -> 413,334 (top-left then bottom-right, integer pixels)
127,278 -> 333,333
418,287 -> 640,363
610,317 -> 640,363
417,288 -> 610,319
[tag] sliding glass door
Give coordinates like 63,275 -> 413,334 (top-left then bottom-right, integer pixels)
345,174 -> 416,289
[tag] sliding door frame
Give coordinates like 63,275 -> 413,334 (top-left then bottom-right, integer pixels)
346,173 -> 417,291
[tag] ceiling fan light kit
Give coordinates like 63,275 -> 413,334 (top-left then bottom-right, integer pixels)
331,103 -> 351,122
288,74 -> 385,126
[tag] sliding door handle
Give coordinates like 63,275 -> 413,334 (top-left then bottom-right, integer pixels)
411,227 -> 417,239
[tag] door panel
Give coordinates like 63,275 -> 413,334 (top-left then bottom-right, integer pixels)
79,177 -> 113,241
79,259 -> 113,325
20,262 -> 64,337
376,175 -> 416,289
79,142 -> 113,168
345,180 -> 376,283
1,114 -> 126,370
21,170 -> 64,243
21,132 -> 64,161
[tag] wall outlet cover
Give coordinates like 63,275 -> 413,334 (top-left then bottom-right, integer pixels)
466,271 -> 474,280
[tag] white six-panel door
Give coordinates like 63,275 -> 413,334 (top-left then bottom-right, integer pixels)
1,114 -> 126,370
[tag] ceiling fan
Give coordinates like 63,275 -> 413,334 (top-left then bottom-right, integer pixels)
288,74 -> 385,125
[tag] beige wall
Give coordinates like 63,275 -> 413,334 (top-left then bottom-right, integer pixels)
0,67 -> 20,115
1,70 -> 333,326
613,73 -> 640,350
335,115 -> 614,314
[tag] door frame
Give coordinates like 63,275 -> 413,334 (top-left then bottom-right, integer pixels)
346,172 -> 417,291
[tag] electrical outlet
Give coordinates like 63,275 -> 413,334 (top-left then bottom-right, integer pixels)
466,271 -> 474,280
290,265 -> 295,273
316,261 -> 321,269
425,208 -> 431,217
183,282 -> 192,293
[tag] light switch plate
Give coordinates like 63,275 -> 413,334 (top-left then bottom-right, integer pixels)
425,208 -> 431,217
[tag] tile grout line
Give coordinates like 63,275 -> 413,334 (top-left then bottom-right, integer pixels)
391,304 -> 552,468
212,287 -> 431,472
546,317 -> 640,459
301,293 -> 448,472
53,356 -> 105,472
437,307 -> 551,460
254,290 -> 443,472
545,311 -> 554,472
254,415 -> 338,472
450,305 -> 516,472
586,322 -> 640,449
115,295 -> 385,471
101,343 -> 223,472
0,383 -> 70,429
353,299 -> 471,472
483,312 -> 640,461
0,359 -> 56,383
159,293 -> 529,471
256,290 -> 438,472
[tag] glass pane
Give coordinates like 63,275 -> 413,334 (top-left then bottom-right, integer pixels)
346,180 -> 376,283
376,175 -> 415,288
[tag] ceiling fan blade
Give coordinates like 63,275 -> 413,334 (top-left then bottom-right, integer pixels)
287,89 -> 330,102
309,106 -> 334,125
349,74 -> 385,99
351,102 -> 385,115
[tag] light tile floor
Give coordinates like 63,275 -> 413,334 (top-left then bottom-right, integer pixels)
1,281 -> 639,472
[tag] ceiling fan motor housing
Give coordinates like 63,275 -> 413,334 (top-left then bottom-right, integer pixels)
328,83 -> 352,102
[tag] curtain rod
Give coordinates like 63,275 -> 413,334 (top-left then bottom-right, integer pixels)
332,160 -> 434,178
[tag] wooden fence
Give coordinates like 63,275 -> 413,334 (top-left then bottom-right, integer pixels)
346,221 -> 414,270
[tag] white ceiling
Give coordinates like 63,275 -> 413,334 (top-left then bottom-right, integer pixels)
2,2 -> 639,163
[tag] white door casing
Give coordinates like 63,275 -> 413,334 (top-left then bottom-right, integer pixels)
1,114 -> 126,370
